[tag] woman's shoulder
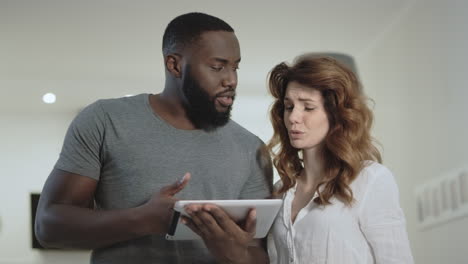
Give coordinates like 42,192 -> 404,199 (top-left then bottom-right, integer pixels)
361,160 -> 393,177
272,179 -> 286,199
273,179 -> 283,189
351,161 -> 397,195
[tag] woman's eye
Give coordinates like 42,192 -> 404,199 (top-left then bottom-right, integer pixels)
305,107 -> 315,111
284,105 -> 293,111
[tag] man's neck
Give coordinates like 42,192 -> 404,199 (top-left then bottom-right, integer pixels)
149,93 -> 196,130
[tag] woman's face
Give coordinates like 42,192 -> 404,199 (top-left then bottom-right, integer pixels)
283,81 -> 330,150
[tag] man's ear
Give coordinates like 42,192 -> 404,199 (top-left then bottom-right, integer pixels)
165,53 -> 183,78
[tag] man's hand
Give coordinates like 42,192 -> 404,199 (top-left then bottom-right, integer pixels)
183,204 -> 263,264
141,172 -> 191,235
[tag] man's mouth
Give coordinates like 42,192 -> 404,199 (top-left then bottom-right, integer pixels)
216,96 -> 234,108
215,90 -> 235,108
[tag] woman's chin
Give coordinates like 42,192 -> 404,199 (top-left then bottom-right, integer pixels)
289,141 -> 303,149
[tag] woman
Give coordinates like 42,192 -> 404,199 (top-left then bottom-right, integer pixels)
266,55 -> 413,264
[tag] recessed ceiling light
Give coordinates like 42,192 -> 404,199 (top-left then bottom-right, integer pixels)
42,93 -> 56,104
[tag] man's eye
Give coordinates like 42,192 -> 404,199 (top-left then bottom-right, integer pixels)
211,66 -> 224,71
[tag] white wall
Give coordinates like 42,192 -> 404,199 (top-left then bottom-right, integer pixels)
0,112 -> 93,263
357,0 -> 468,263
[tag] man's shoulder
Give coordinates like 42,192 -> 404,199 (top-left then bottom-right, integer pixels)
73,94 -> 148,125
223,119 -> 264,146
95,93 -> 148,112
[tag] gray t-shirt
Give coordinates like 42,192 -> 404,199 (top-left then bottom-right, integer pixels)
55,93 -> 272,264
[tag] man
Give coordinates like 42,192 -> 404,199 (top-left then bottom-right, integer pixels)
35,12 -> 272,264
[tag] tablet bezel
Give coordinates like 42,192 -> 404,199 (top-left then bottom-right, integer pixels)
165,199 -> 282,240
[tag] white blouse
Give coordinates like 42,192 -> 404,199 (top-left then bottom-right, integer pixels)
268,161 -> 414,264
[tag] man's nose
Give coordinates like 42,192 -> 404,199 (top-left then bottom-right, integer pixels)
222,69 -> 237,88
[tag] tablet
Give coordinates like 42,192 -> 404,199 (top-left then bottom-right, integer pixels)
165,199 -> 282,240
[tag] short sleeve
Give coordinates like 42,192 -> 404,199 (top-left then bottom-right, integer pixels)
239,139 -> 273,199
359,166 -> 414,263
54,101 -> 106,180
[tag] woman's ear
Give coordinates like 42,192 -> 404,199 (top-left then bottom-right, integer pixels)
165,53 -> 183,78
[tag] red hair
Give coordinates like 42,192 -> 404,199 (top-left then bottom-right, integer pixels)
267,55 -> 382,205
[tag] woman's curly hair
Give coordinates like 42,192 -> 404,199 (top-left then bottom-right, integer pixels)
267,55 -> 382,205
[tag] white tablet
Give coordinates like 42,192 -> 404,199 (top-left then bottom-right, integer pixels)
165,199 -> 282,240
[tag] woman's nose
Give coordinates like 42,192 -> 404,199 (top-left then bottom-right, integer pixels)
288,109 -> 301,124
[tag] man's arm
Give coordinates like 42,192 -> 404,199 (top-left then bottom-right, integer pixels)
35,169 -> 190,249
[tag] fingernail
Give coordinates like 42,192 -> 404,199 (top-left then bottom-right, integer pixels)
177,174 -> 187,185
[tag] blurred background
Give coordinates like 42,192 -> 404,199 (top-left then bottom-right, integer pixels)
1,0 -> 467,263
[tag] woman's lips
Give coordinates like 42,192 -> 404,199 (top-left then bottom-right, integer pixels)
289,130 -> 304,139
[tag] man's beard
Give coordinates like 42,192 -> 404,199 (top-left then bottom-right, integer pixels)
181,68 -> 234,131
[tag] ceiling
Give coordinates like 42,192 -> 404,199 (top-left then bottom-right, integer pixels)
0,0 -> 413,114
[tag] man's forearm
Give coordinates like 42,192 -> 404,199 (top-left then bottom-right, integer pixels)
229,246 -> 269,264
35,203 -> 156,249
